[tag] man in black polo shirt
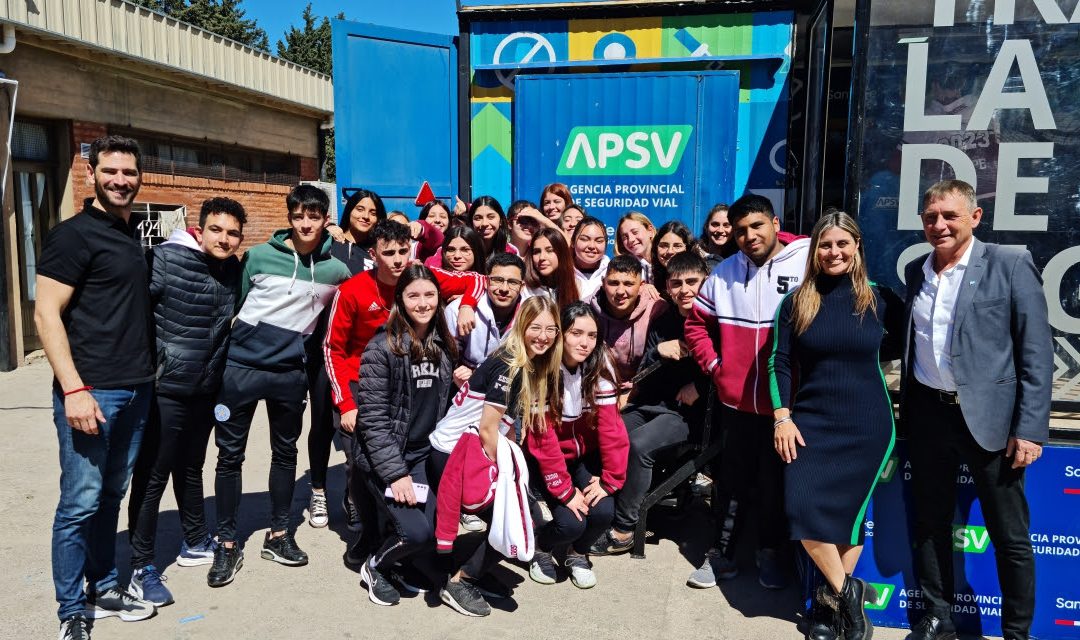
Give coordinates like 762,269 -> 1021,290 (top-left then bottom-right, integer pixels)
36,135 -> 157,639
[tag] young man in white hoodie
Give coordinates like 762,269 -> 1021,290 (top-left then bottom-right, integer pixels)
445,252 -> 527,389
684,194 -> 809,591
125,198 -> 246,607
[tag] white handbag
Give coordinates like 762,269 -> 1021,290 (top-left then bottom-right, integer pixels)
487,434 -> 535,562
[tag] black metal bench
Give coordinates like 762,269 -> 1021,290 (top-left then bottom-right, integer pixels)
631,394 -> 721,559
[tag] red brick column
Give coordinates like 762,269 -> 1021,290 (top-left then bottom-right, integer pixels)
70,121 -> 108,210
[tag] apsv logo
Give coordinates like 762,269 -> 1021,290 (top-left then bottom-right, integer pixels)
557,125 -> 692,176
953,525 -> 992,553
865,583 -> 895,610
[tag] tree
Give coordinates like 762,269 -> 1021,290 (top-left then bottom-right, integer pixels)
275,4 -> 342,75
276,3 -> 344,181
132,0 -> 187,12
133,0 -> 269,51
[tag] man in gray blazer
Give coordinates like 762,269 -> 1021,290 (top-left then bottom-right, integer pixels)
900,179 -> 1052,640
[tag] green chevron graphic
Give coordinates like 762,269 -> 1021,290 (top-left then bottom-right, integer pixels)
471,103 -> 512,162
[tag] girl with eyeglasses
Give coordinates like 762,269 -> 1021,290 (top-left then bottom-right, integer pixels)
523,302 -> 628,589
426,296 -> 563,616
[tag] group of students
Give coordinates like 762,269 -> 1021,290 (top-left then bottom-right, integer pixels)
109,170 -> 902,637
125,166 -> 907,639
43,136 -> 1049,640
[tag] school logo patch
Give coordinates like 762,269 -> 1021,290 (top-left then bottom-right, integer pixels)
214,404 -> 231,422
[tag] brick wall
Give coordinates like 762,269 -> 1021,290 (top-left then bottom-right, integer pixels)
70,120 -> 318,251
137,174 -> 293,251
299,156 -> 318,181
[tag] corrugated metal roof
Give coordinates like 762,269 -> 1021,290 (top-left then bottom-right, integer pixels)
0,0 -> 332,114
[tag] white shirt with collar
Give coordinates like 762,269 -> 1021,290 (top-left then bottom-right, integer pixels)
912,240 -> 976,392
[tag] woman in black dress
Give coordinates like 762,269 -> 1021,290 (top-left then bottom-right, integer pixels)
769,211 -> 902,640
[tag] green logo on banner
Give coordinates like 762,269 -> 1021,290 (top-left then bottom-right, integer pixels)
557,125 -> 693,176
879,456 -> 900,482
953,525 -> 992,553
865,583 -> 895,610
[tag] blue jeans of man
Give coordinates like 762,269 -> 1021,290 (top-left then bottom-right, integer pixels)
52,383 -> 153,621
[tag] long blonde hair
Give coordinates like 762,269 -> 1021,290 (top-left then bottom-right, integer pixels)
790,211 -> 877,335
499,296 -> 563,436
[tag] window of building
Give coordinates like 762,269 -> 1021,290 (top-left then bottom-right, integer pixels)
114,128 -> 301,186
12,121 -> 53,162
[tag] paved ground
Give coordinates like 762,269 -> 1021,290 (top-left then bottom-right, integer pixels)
3,359 -> 949,640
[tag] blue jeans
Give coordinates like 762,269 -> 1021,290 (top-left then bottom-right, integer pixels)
52,383 -> 152,621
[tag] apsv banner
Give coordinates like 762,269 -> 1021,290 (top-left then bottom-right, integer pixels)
855,441 -> 1080,639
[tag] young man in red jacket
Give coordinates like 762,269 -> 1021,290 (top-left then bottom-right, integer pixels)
323,219 -> 483,558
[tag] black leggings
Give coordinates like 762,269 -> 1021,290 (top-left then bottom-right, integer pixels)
128,392 -> 215,568
214,366 -> 307,542
305,356 -> 336,490
364,448 -> 436,573
534,454 -> 615,555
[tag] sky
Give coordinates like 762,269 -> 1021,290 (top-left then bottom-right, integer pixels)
248,0 -> 458,47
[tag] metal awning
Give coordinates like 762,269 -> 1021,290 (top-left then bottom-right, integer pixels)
473,53 -> 784,71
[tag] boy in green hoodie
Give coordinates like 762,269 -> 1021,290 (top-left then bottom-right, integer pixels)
208,185 -> 351,588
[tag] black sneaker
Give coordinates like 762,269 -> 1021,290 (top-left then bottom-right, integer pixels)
756,548 -> 790,590
360,559 -> 401,606
344,494 -> 362,533
389,563 -> 435,594
463,573 -> 512,599
207,544 -> 243,588
84,586 -> 155,622
440,577 -> 491,617
588,529 -> 634,556
343,540 -> 367,568
261,531 -> 309,566
59,614 -> 91,640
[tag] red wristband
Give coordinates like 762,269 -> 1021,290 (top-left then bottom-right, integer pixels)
63,385 -> 94,397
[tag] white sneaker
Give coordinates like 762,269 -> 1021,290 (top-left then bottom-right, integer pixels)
308,491 -> 328,528
528,551 -> 558,585
459,513 -> 485,532
564,554 -> 596,589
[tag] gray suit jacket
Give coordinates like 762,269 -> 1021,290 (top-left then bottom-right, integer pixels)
900,238 -> 1053,451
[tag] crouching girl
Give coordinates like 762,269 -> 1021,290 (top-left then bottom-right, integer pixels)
428,296 -> 562,616
355,265 -> 456,607
525,302 -> 629,588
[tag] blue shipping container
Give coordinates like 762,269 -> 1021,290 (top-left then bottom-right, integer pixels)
513,71 -> 739,243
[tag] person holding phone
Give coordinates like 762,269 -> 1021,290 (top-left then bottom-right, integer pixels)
354,265 -> 457,607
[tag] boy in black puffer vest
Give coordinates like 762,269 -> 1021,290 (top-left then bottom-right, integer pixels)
126,197 -> 246,607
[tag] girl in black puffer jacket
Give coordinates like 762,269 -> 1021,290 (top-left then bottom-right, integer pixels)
355,265 -> 457,607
